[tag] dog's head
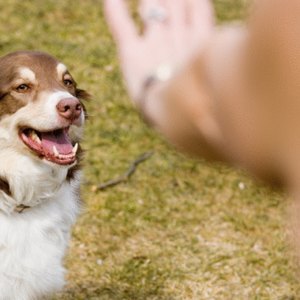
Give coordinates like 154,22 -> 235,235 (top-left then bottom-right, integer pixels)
0,51 -> 89,212
0,50 -> 88,166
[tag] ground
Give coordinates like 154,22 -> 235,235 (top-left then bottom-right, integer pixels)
0,0 -> 299,299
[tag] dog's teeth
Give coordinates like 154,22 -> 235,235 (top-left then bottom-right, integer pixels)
72,143 -> 78,155
29,130 -> 41,144
53,146 -> 59,157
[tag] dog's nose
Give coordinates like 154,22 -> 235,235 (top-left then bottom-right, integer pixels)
56,98 -> 82,121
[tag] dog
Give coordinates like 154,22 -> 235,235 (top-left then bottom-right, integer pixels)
0,51 -> 89,299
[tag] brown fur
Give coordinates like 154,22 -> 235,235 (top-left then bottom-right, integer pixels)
0,50 -> 89,183
0,177 -> 11,196
0,51 -> 89,119
0,94 -> 26,119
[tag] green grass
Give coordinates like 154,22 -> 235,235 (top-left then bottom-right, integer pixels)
0,0 -> 299,299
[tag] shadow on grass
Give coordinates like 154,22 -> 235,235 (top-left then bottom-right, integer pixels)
57,256 -> 174,300
61,284 -> 172,300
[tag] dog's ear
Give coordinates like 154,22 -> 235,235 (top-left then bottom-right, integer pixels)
76,88 -> 91,101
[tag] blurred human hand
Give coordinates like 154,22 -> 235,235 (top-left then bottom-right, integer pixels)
104,0 -> 215,104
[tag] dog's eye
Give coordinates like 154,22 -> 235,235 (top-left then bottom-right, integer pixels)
16,84 -> 30,93
63,79 -> 73,87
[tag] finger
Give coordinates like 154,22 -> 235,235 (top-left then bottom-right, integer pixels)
188,0 -> 215,29
104,0 -> 138,44
164,0 -> 187,28
139,0 -> 168,34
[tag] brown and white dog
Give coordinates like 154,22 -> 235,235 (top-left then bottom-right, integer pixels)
0,51 -> 88,299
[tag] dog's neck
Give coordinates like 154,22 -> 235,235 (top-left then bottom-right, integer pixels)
0,162 -> 72,215
0,178 -> 27,213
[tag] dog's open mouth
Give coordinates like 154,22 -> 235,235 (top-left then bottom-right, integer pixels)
20,127 -> 78,165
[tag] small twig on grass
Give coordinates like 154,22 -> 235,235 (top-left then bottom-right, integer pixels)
96,151 -> 154,191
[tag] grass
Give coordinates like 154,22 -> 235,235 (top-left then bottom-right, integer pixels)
0,0 -> 299,299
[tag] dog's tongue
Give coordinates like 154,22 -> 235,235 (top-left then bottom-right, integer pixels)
40,130 -> 73,155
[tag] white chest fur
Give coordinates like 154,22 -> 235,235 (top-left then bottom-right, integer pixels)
0,181 -> 80,300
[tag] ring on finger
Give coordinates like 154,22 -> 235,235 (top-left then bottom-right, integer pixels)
144,6 -> 168,23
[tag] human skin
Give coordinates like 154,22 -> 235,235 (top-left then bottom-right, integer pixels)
104,0 -> 300,259
104,0 -> 300,190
